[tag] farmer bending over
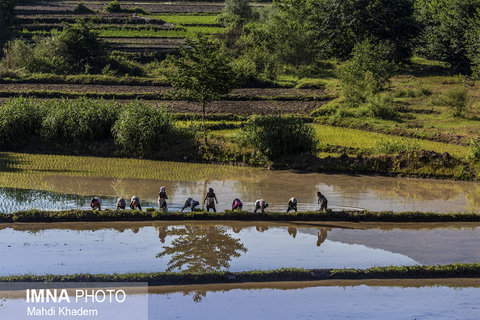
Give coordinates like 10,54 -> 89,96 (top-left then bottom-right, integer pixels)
287,197 -> 297,212
317,192 -> 328,212
254,199 -> 268,214
231,198 -> 243,211
130,195 -> 142,210
90,197 -> 101,210
181,197 -> 200,212
204,188 -> 218,212
116,197 -> 126,210
158,186 -> 168,212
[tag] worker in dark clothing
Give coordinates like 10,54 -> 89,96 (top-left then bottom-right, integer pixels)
287,197 -> 297,212
317,192 -> 328,212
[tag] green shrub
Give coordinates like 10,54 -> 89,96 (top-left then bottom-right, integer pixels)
364,93 -> 398,120
112,102 -> 193,157
442,87 -> 469,117
73,2 -> 95,13
103,0 -> 122,12
239,115 -> 317,160
374,139 -> 420,154
0,98 -> 44,149
41,98 -> 118,148
468,138 -> 480,163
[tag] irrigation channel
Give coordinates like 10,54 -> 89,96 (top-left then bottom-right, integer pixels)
0,221 -> 479,275
1,171 -> 480,213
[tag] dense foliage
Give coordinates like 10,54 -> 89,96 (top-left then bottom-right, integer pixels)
414,0 -> 480,73
1,21 -> 142,75
0,97 -> 43,149
112,102 -> 193,157
240,115 -> 317,160
0,0 -> 15,50
41,98 -> 118,148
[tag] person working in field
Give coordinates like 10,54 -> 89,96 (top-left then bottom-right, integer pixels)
317,192 -> 328,212
90,197 -> 101,210
231,198 -> 243,211
181,197 -> 200,212
116,197 -> 126,210
130,195 -> 142,210
254,199 -> 268,214
204,188 -> 218,212
158,186 -> 168,212
287,197 -> 297,212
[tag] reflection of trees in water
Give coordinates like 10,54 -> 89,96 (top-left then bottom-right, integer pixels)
326,178 -> 480,203
156,225 -> 247,273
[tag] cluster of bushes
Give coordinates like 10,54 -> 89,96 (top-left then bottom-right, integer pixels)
103,0 -> 147,14
0,98 -> 194,157
1,21 -> 143,76
238,115 -> 317,161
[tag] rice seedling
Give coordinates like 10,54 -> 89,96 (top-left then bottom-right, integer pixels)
313,125 -> 468,159
142,14 -> 219,25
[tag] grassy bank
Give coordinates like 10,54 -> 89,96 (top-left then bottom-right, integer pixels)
1,264 -> 479,284
1,209 -> 479,223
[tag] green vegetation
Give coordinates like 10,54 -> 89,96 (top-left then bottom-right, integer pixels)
0,0 -> 15,51
240,115 -> 317,161
3,21 -> 142,76
112,103 -> 195,157
168,36 -> 238,143
0,209 -> 479,223
374,139 -> 420,155
144,14 -> 218,25
98,26 -> 224,38
0,97 -> 43,150
103,0 -> 147,14
73,2 -> 95,14
41,98 -> 117,148
1,264 -> 479,284
468,138 -> 480,163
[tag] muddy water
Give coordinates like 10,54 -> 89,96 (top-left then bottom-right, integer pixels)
1,222 -> 478,275
1,170 -> 480,213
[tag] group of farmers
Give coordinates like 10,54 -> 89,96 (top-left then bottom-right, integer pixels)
90,187 -> 329,213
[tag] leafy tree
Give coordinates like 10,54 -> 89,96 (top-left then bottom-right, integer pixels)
156,225 -> 247,273
167,35 -> 237,144
466,9 -> 480,78
0,0 -> 15,51
414,0 -> 480,73
275,0 -> 417,61
218,0 -> 253,25
339,40 -> 398,105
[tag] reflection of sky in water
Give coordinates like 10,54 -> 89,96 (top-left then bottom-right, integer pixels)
147,286 -> 480,319
2,286 -> 479,319
0,225 -> 420,276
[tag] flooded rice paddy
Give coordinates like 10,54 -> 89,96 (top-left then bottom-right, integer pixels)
1,169 -> 480,213
1,281 -> 479,320
0,222 -> 478,275
1,153 -> 480,212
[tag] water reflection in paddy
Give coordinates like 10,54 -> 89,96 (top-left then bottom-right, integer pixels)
1,222 -> 478,275
1,169 -> 480,213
